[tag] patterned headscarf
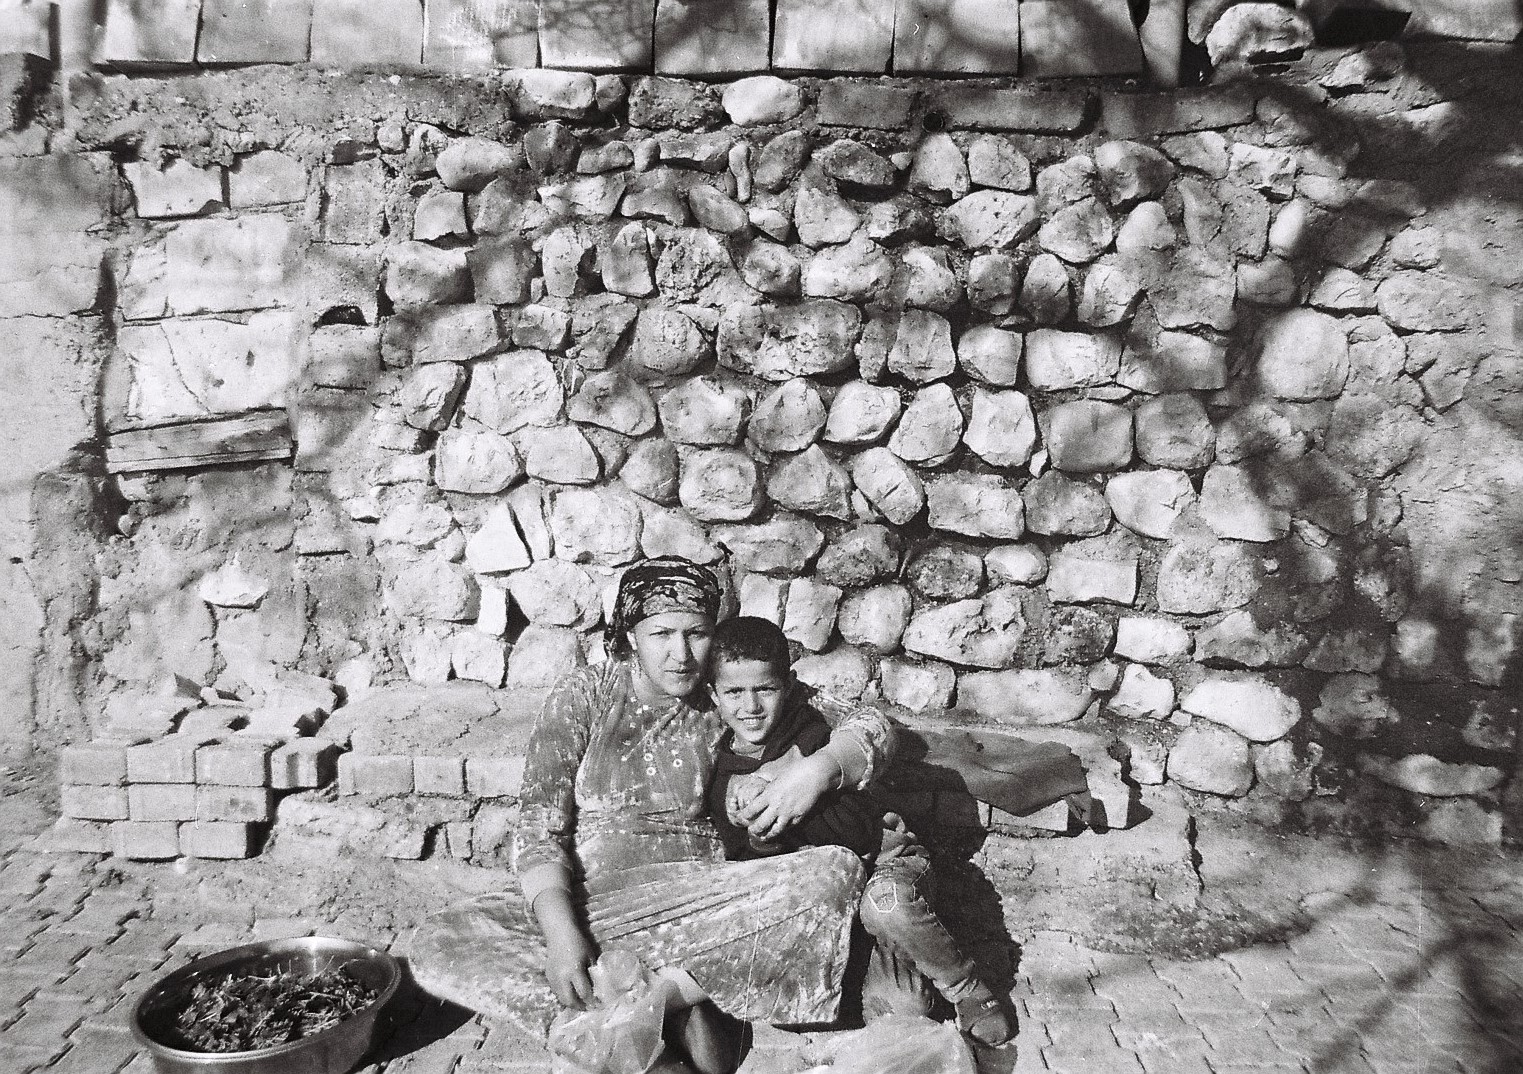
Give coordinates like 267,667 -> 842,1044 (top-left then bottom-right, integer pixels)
606,557 -> 722,652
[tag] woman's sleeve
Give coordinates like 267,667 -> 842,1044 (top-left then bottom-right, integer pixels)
804,690 -> 897,792
512,668 -> 597,906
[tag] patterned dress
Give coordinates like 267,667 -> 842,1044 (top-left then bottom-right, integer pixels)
409,659 -> 896,1029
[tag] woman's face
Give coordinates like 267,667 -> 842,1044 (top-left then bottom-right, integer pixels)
628,611 -> 715,700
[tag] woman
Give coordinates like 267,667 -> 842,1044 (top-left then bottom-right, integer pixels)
412,557 -> 896,1074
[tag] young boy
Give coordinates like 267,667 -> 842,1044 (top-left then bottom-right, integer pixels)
703,617 -> 1014,1046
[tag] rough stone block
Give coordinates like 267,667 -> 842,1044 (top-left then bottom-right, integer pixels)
126,738 -> 202,784
196,785 -> 276,823
1043,400 -> 1133,473
1167,724 -> 1251,797
304,243 -> 382,323
196,743 -> 273,787
321,159 -> 387,243
655,0 -> 770,74
880,658 -> 955,711
115,310 -> 302,423
122,159 -> 225,219
43,818 -> 116,854
932,85 -> 1089,132
414,755 -> 467,795
61,785 -> 130,822
199,0 -> 313,62
101,0 -> 202,64
180,821 -> 256,859
1101,88 -> 1255,138
0,232 -> 106,318
539,0 -> 654,69
1402,0 -> 1522,41
311,0 -> 425,67
773,0 -> 894,71
270,740 -> 341,790
342,753 -> 415,796
893,0 -> 1019,73
60,742 -> 130,786
958,668 -> 1093,725
0,154 -> 113,236
112,821 -> 181,860
466,757 -> 524,798
424,0 -> 539,70
815,82 -> 917,128
0,1 -> 51,57
128,783 -> 198,822
119,216 -> 302,319
1182,675 -> 1301,744
303,325 -> 381,390
229,151 -> 307,208
1046,547 -> 1139,605
1021,0 -> 1143,76
925,473 -> 1026,539
291,388 -> 369,472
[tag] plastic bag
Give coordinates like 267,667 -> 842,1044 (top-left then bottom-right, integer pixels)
547,951 -> 667,1074
817,1015 -> 978,1074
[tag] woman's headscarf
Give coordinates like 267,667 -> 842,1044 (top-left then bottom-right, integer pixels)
606,557 -> 722,653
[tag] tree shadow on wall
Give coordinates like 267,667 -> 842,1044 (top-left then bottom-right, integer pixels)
1189,32 -> 1523,1074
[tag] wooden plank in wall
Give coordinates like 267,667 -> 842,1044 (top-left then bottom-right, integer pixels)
105,411 -> 294,474
1020,0 -> 1144,77
423,0 -> 539,70
773,0 -> 895,72
654,0 -> 770,75
198,0 -> 313,63
539,0 -> 654,70
893,0 -> 1020,75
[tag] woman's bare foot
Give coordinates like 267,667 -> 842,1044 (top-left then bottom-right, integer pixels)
955,988 -> 1016,1047
669,1001 -> 749,1074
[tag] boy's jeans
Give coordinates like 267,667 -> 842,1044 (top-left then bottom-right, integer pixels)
858,839 -> 982,1017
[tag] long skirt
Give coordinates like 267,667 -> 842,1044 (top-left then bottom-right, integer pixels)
408,844 -> 865,1035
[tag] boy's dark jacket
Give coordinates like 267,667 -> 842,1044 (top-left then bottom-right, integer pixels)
706,699 -> 882,862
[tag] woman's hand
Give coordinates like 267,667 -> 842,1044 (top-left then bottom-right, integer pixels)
533,888 -> 598,1009
735,748 -> 840,842
544,928 -> 598,1009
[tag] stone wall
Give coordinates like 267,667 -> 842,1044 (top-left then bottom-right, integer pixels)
5,33 -> 1522,847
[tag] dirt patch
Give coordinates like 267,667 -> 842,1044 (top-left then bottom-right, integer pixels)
1075,895 -> 1310,960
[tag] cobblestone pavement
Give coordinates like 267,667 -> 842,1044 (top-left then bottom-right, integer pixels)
4,771 -> 1521,1074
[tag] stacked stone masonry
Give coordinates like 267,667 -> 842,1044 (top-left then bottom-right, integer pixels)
2,32 -> 1521,850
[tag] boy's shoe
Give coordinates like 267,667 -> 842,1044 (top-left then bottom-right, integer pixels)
955,990 -> 1016,1046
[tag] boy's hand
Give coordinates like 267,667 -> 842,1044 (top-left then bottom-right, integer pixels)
737,747 -> 838,841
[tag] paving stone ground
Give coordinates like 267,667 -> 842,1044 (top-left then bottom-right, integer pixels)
4,764 -> 1521,1074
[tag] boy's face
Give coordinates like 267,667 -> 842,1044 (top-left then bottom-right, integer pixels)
709,658 -> 789,748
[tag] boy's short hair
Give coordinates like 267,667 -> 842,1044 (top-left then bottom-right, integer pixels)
710,616 -> 790,676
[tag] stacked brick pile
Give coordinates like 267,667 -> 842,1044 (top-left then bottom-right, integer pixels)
269,684 -> 536,864
52,672 -> 343,859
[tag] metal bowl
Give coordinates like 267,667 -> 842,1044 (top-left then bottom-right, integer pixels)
130,937 -> 403,1074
